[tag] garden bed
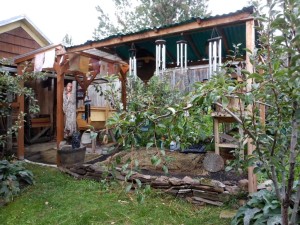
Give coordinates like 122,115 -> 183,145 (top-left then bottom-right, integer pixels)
107,148 -> 246,184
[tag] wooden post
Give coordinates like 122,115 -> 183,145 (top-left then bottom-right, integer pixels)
246,19 -> 257,193
213,118 -> 219,155
54,58 -> 67,150
120,65 -> 129,111
56,71 -> 64,149
17,64 -> 25,160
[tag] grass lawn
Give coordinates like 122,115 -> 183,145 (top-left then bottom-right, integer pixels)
0,164 -> 232,225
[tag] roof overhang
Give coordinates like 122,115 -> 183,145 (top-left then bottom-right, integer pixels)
66,7 -> 255,65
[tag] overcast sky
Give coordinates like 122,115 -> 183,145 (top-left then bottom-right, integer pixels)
1,0 -> 250,45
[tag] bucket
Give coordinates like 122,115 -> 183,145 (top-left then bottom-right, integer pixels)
81,131 -> 91,144
57,145 -> 86,167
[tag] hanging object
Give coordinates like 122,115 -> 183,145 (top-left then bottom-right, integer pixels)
176,40 -> 188,69
128,43 -> 137,78
155,39 -> 166,76
208,28 -> 222,78
84,92 -> 91,122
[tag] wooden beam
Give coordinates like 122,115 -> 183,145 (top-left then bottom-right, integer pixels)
245,19 -> 257,193
14,44 -> 65,64
17,64 -> 25,160
67,12 -> 254,53
77,51 -> 122,64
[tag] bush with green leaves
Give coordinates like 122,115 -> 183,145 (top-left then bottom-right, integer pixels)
0,160 -> 34,203
191,0 -> 300,224
231,187 -> 300,225
0,59 -> 43,158
106,76 -> 212,151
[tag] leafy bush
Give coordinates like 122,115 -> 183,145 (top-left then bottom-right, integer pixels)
231,188 -> 299,225
0,160 -> 34,203
106,76 -> 212,150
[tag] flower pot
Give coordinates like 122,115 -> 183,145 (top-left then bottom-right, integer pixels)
57,145 -> 86,167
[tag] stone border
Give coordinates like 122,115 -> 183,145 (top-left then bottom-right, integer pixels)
59,163 -> 249,206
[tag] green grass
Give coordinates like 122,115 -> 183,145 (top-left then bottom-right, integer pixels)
0,164 -> 231,225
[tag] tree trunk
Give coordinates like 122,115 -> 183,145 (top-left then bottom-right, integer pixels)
282,203 -> 289,225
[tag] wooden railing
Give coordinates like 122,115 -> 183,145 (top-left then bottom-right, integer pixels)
158,65 -> 210,92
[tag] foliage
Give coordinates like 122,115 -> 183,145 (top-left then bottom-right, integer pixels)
0,164 -> 231,224
93,0 -> 210,39
62,34 -> 73,47
231,189 -> 283,225
191,0 -> 300,224
0,59 -> 42,157
0,160 -> 34,203
106,76 -> 212,152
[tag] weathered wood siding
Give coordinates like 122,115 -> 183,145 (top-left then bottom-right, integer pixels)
0,27 -> 41,58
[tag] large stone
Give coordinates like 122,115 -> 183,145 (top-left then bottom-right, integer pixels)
169,177 -> 184,186
131,173 -> 156,183
182,176 -> 199,185
203,153 -> 224,172
257,180 -> 273,191
151,176 -> 170,188
199,178 -> 225,189
238,179 -> 248,191
219,210 -> 238,219
225,185 -> 240,195
193,189 -> 221,201
191,184 -> 224,193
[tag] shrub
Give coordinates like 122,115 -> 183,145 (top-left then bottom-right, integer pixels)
0,160 -> 34,203
231,188 -> 300,225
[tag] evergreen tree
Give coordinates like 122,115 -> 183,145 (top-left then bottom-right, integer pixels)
93,0 -> 210,40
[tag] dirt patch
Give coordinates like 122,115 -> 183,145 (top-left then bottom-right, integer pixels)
107,148 -> 246,183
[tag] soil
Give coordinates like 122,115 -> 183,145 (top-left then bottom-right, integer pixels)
107,148 -> 246,183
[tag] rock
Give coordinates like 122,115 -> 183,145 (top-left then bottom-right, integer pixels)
69,167 -> 87,175
238,179 -> 248,191
151,176 -> 170,188
192,184 -> 224,193
211,180 -> 226,188
223,180 -> 233,185
219,210 -> 237,219
131,173 -> 156,183
193,189 -> 221,201
203,153 -> 224,172
192,196 -> 223,206
169,177 -> 184,186
165,188 -> 178,196
199,178 -> 225,189
178,189 -> 192,194
182,176 -> 198,185
225,185 -> 240,195
257,180 -> 273,191
89,164 -> 107,173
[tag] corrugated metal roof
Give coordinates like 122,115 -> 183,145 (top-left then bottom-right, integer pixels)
69,6 -> 253,50
66,6 -> 254,65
